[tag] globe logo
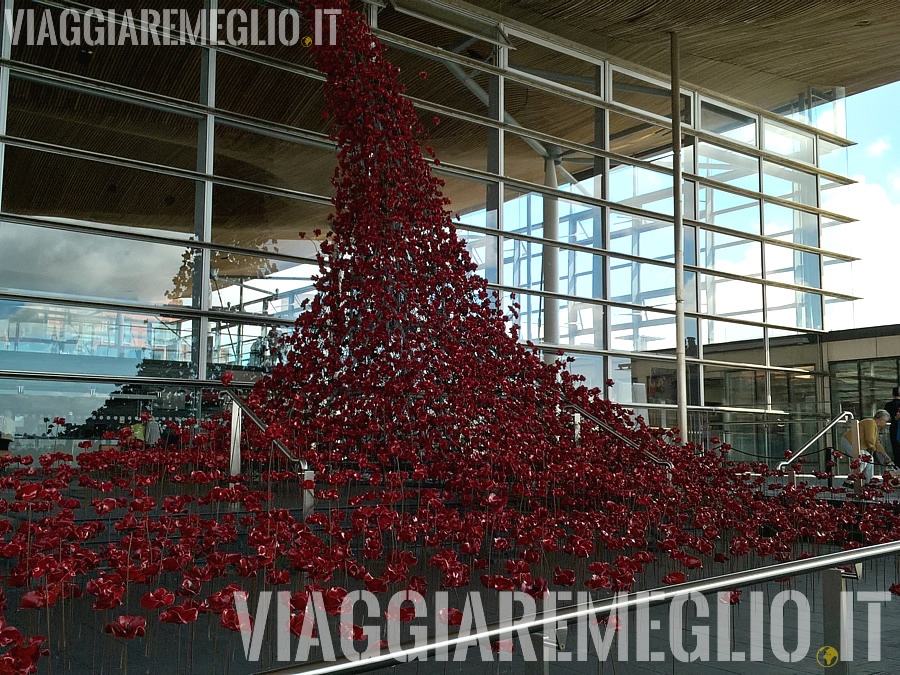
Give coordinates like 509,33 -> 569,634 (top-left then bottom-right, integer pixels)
817,646 -> 839,667
302,36 -> 313,47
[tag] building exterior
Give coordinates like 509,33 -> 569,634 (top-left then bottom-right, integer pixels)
0,0 -> 874,461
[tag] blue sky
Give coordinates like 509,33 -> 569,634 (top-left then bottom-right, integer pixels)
820,81 -> 900,329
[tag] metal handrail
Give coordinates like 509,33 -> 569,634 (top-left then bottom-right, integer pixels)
776,410 -> 853,471
562,401 -> 674,472
221,388 -> 308,471
265,537 -> 900,675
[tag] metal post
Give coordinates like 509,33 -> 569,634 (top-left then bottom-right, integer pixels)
542,156 -> 559,362
229,402 -> 241,477
192,0 -> 217,380
821,568 -> 850,674
670,32 -> 688,440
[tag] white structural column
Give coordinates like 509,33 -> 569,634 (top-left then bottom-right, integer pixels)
542,156 -> 559,362
193,0 -> 217,381
670,32 -> 689,439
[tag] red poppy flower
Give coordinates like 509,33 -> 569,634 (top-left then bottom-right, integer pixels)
104,616 -> 146,639
159,605 -> 200,624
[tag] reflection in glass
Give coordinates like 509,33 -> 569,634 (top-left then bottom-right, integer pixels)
562,352 -> 605,390
502,239 -> 601,300
9,75 -> 199,170
4,147 -> 197,236
700,101 -> 757,145
214,122 -> 336,196
0,299 -> 195,378
609,165 -> 692,217
764,243 -> 820,290
508,35 -> 603,96
696,142 -> 759,191
458,230 -> 498,283
697,186 -> 760,235
0,221 -> 197,308
698,274 -> 763,319
211,184 -> 331,255
500,291 -> 604,349
11,0 -> 202,101
763,203 -> 818,246
766,287 -> 823,330
762,160 -> 817,207
209,252 -> 318,319
611,70 -> 690,123
702,319 -> 765,363
216,52 -> 329,132
609,357 -> 700,409
698,230 -> 761,277
763,121 -> 815,164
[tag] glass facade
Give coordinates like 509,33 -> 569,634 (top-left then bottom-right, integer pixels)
0,0 -> 856,460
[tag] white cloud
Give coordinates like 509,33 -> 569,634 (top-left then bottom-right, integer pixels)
866,138 -> 891,157
820,179 -> 900,328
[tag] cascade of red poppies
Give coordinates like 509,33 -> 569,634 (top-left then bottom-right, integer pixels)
0,3 -> 898,673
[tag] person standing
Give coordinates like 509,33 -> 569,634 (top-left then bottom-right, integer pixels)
883,387 -> 900,462
841,409 -> 893,483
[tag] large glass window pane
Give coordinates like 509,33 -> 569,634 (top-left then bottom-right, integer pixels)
609,357 -> 700,408
610,257 -> 674,306
561,352 -> 605,390
499,290 -> 604,349
211,183 -> 331,255
609,166 -> 692,217
696,141 -> 759,191
502,189 -> 598,238
762,121 -> 815,164
818,139 -> 848,175
697,186 -> 760,235
611,70 -> 690,123
0,299 -> 196,378
216,52 -> 329,132
702,320 -> 765,364
214,122 -> 336,196
4,146 -> 198,235
502,238 -> 601,299
609,307 -> 694,354
700,101 -> 757,145
505,80 -> 603,148
8,75 -> 199,170
762,160 -> 817,207
0,221 -> 197,308
508,35 -> 603,96
209,319 -> 290,370
11,1 -> 202,101
698,273 -> 763,320
766,287 -> 823,330
609,212 -> 696,265
440,174 -> 498,228
209,251 -> 317,319
703,366 -> 766,409
458,230 -> 498,283
763,202 -> 818,246
698,230 -> 761,277
764,244 -> 821,289
418,111 -> 493,173
504,133 -> 603,200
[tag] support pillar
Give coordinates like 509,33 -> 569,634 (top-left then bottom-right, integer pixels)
542,156 -> 559,363
670,32 -> 688,440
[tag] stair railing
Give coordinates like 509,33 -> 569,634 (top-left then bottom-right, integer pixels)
562,400 -> 674,473
222,388 -> 314,517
